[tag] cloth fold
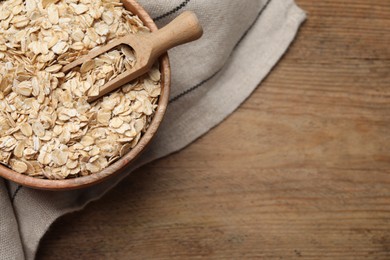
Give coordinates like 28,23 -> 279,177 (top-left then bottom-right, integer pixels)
0,0 -> 306,259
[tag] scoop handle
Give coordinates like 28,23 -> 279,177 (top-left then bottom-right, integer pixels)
148,11 -> 203,57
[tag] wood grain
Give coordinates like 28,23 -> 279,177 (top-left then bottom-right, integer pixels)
37,0 -> 390,259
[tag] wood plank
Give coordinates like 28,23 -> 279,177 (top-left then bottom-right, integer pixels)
37,0 -> 390,259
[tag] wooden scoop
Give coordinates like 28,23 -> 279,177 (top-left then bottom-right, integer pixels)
62,11 -> 203,102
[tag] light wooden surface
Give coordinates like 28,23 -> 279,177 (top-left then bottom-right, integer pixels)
37,0 -> 390,259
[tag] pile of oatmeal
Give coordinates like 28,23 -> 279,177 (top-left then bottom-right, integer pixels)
0,0 -> 162,179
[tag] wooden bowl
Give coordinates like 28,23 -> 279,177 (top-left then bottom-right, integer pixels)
0,0 -> 170,190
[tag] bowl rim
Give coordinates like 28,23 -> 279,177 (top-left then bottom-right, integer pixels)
0,0 -> 171,190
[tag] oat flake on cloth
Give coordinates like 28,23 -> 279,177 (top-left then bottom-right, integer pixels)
0,0 -> 306,259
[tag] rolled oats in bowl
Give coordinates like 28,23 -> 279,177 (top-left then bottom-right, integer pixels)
0,0 -> 162,179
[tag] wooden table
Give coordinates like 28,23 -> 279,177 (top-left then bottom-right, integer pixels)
38,0 -> 390,259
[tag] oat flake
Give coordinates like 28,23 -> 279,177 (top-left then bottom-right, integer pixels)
0,0 -> 161,179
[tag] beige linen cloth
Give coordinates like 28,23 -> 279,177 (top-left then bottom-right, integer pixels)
0,0 -> 306,259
